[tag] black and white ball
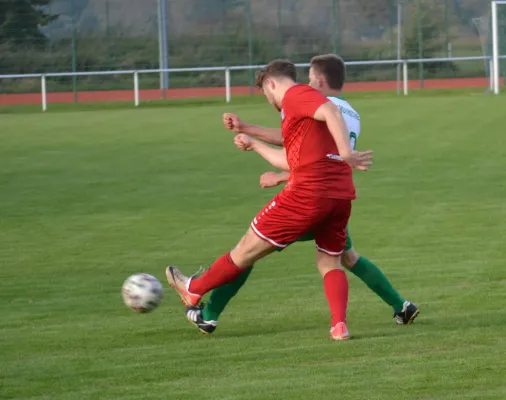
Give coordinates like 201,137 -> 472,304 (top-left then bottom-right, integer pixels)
122,273 -> 164,313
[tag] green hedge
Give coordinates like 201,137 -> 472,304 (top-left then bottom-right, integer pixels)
0,32 -> 486,94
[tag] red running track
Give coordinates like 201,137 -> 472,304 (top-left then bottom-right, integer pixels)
0,77 -> 496,106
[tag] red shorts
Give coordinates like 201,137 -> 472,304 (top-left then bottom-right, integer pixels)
250,189 -> 352,256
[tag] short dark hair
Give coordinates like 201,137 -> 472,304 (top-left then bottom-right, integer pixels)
255,59 -> 297,89
310,54 -> 346,90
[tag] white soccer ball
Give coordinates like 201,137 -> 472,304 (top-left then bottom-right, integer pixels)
122,273 -> 164,313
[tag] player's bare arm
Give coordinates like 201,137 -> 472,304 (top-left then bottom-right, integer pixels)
243,125 -> 283,146
260,171 -> 290,189
313,102 -> 373,171
234,134 -> 289,171
223,113 -> 283,146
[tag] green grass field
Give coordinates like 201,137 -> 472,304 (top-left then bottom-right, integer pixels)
1,93 -> 506,400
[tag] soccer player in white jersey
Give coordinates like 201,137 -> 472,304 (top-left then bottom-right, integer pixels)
185,54 -> 419,334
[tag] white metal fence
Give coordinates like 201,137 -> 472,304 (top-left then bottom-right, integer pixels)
1,56 -> 504,111
492,0 -> 506,94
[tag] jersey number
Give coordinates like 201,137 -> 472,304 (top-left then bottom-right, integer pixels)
349,132 -> 357,150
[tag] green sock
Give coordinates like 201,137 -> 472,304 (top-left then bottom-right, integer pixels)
201,266 -> 253,322
349,256 -> 406,313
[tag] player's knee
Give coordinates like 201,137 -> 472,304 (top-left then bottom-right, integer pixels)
230,235 -> 252,268
230,228 -> 274,268
316,250 -> 343,277
341,248 -> 360,269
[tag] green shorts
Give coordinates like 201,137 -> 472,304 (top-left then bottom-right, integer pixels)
288,226 -> 353,252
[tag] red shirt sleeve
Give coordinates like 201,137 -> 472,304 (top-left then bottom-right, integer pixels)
283,85 -> 329,118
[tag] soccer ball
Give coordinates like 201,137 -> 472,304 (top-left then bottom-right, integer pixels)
122,273 -> 164,313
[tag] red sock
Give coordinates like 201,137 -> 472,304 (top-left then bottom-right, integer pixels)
189,252 -> 244,296
323,269 -> 349,326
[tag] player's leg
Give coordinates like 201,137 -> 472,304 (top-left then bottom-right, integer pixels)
342,231 -> 405,310
166,191 -> 315,309
186,267 -> 253,334
313,198 -> 352,341
316,250 -> 350,340
190,222 -> 302,332
341,230 -> 419,324
189,231 -> 316,334
200,268 -> 253,329
166,227 -> 275,307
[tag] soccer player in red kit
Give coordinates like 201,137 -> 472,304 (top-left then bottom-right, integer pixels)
166,59 -> 373,340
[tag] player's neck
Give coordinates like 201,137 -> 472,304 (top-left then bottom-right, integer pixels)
278,81 -> 297,101
324,89 -> 342,98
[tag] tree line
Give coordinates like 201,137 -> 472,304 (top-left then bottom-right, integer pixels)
0,0 -> 488,91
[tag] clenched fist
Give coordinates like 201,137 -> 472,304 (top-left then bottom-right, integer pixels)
259,172 -> 283,188
234,134 -> 254,151
223,113 -> 243,133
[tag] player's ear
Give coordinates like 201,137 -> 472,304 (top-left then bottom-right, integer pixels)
315,73 -> 325,89
267,78 -> 276,91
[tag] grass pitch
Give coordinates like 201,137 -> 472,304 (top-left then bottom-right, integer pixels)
1,93 -> 506,400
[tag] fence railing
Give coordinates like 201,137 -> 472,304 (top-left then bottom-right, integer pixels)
1,56 -> 504,111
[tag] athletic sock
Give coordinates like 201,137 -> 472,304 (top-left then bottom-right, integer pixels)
202,266 -> 254,322
349,256 -> 406,313
323,269 -> 349,326
188,253 -> 245,296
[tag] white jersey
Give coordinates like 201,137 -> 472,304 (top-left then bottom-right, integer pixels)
327,96 -> 361,150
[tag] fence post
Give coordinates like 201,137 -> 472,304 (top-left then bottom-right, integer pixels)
396,0 -> 402,95
245,0 -> 254,94
403,61 -> 408,96
331,0 -> 339,54
134,72 -> 139,107
41,75 -> 47,112
489,58 -> 494,92
492,0 -> 500,94
277,0 -> 283,56
157,0 -> 169,98
71,0 -> 78,103
105,0 -> 110,37
444,0 -> 449,55
225,68 -> 231,103
417,0 -> 424,89
222,0 -> 230,67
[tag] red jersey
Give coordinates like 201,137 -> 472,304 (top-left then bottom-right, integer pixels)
281,84 -> 356,200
